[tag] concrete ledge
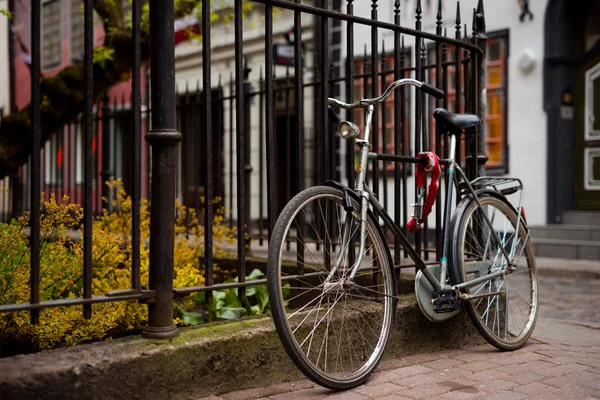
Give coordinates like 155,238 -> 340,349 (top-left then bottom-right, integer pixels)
0,297 -> 483,400
536,257 -> 600,280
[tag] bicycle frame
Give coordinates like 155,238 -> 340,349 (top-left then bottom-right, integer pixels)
329,100 -> 518,295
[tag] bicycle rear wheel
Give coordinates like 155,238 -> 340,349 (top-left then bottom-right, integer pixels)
267,186 -> 396,390
450,195 -> 538,351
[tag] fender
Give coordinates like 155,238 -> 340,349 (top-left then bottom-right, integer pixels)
324,180 -> 397,289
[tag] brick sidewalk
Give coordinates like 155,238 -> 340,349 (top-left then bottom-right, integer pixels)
200,339 -> 600,400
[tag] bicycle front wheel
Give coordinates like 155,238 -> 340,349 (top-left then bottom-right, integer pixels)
267,186 -> 396,390
450,195 -> 538,351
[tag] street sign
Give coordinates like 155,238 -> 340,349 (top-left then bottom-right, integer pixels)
273,44 -> 301,66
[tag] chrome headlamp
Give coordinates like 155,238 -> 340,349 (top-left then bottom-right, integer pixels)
338,120 -> 360,140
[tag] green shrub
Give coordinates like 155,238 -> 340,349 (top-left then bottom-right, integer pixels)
0,180 -> 242,356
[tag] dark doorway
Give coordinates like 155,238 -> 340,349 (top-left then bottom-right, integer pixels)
274,78 -> 299,215
178,89 -> 225,213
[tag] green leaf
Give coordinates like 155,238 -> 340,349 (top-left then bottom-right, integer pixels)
213,290 -> 226,302
180,310 -> 205,325
193,292 -> 206,305
218,307 -> 245,320
224,288 -> 241,308
254,285 -> 269,312
249,304 -> 261,315
247,268 -> 264,281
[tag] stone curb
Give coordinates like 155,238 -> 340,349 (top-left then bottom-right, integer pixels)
0,298 -> 483,400
536,257 -> 600,280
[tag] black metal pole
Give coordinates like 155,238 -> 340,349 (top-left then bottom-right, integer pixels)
143,0 -> 180,339
29,0 -> 41,325
101,95 -> 112,211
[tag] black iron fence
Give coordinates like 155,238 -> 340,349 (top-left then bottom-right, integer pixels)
0,0 -> 487,337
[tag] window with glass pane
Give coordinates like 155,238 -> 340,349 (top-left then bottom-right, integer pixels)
352,52 -> 411,173
484,34 -> 508,171
71,0 -> 84,62
428,32 -> 509,172
42,0 -> 62,69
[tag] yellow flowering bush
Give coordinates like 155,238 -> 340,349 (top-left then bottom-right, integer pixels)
0,180 -> 238,356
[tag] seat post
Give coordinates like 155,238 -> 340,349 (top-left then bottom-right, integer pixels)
448,133 -> 457,168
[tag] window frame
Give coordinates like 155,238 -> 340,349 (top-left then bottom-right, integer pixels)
351,48 -> 413,175
427,30 -> 510,174
485,29 -> 510,175
41,0 -> 63,70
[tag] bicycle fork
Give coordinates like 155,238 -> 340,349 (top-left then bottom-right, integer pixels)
325,105 -> 375,285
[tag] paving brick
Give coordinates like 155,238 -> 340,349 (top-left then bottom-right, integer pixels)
198,396 -> 224,400
390,365 -> 435,378
434,368 -> 475,379
535,362 -> 591,377
433,349 -> 470,358
542,371 -> 600,390
495,360 -> 557,374
267,387 -> 329,400
365,370 -> 402,386
400,352 -> 442,365
439,388 -> 487,400
393,373 -> 437,388
490,352 -> 550,366
504,372 -> 545,385
476,379 -> 518,393
468,370 -> 511,382
420,358 -> 465,370
401,384 -> 450,399
513,382 -> 557,396
436,377 -> 479,391
460,360 -> 500,372
354,382 -> 401,398
527,384 -> 599,400
483,392 -> 528,400
222,381 -> 315,400
453,351 -> 496,363
576,358 -> 600,369
376,395 -> 412,400
324,391 -> 367,400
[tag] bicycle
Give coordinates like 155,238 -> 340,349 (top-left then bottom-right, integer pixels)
267,78 -> 538,390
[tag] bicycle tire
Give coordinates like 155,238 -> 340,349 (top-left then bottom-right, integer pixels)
449,194 -> 538,351
267,186 -> 396,390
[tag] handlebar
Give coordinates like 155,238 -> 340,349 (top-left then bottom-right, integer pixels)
327,78 -> 444,110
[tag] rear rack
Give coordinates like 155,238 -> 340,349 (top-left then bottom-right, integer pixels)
468,176 -> 523,196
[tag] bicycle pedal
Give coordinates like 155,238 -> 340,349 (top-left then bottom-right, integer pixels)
431,289 -> 461,313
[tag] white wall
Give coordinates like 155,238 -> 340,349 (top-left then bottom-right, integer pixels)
342,0 -> 549,227
0,11 -> 9,113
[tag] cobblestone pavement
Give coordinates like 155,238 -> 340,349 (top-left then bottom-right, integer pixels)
201,275 -> 600,400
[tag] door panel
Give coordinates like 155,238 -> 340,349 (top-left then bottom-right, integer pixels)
575,53 -> 600,209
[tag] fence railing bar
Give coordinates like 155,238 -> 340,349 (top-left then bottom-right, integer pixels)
265,3 -> 276,236
29,0 -> 41,325
258,69 -> 265,245
131,0 -> 142,292
250,0 -> 483,54
371,1 -> 380,200
234,2 -> 247,305
435,0 -> 443,261
0,291 -> 156,313
414,0 -> 423,266
202,0 -> 214,303
83,0 -> 94,319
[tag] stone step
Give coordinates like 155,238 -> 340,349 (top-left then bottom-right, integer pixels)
562,210 -> 600,226
529,224 -> 600,241
532,238 -> 600,261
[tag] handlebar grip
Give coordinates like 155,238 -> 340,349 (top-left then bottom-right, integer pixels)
420,82 -> 445,100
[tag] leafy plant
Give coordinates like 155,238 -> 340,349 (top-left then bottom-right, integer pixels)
176,268 -> 288,325
0,179 -> 240,355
